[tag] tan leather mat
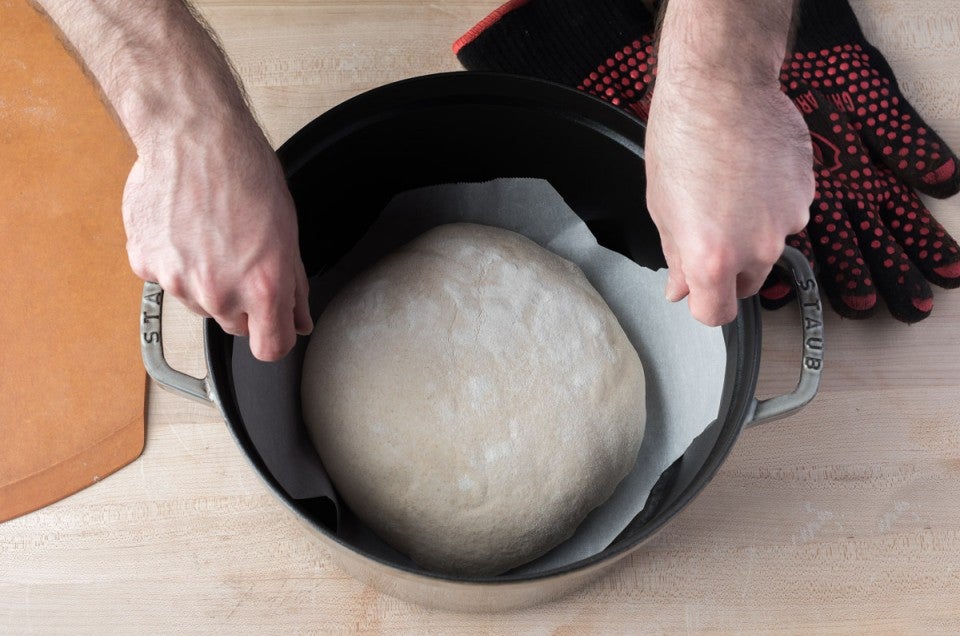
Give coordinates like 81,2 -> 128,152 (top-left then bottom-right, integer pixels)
0,1 -> 144,522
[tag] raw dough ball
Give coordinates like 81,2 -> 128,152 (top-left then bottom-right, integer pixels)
301,223 -> 646,576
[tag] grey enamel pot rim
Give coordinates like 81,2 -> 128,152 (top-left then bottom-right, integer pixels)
137,72 -> 824,612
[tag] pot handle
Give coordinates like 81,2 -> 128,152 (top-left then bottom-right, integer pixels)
746,246 -> 823,427
140,282 -> 214,405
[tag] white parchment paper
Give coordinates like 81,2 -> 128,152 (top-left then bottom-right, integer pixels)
305,178 -> 727,573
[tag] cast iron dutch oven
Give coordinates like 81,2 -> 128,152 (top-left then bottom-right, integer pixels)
140,73 -> 823,611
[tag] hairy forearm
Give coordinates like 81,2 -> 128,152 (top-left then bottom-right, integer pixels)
31,0 -> 251,143
657,0 -> 797,87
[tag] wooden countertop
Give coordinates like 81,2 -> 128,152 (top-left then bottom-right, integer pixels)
3,0 -> 960,632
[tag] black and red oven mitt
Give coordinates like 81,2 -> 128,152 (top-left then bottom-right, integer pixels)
454,0 -> 960,322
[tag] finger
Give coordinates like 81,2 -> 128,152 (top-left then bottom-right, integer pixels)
738,235 -> 790,301
187,282 -> 250,335
848,191 -> 932,323
814,173 -> 933,322
848,77 -> 960,199
685,274 -> 739,327
876,167 -> 960,289
659,232 -> 689,302
684,252 -> 739,326
665,266 -> 689,302
735,265 -> 773,300
807,171 -> 879,318
246,291 -> 297,362
212,311 -> 250,337
293,262 -> 314,336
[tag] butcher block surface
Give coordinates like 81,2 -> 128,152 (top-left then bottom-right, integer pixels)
2,0 -> 960,632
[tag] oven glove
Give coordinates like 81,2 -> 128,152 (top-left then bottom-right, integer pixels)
454,0 -> 960,322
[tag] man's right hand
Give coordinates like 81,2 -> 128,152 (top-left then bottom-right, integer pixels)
647,0 -> 813,326
645,73 -> 813,326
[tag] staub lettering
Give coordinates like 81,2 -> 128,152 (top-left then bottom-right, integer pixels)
142,289 -> 162,345
798,271 -> 824,374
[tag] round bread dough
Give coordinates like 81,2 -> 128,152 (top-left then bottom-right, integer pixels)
301,222 -> 646,576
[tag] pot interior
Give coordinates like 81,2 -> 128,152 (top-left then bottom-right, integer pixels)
208,72 -> 762,582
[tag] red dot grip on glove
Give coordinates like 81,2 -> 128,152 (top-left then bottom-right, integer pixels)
797,92 -> 960,321
769,0 -> 960,320
787,0 -> 960,199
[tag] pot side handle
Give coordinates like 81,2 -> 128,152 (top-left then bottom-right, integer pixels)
140,281 -> 214,405
746,246 -> 824,427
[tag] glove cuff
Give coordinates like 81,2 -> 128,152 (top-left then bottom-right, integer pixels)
454,0 -> 656,87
